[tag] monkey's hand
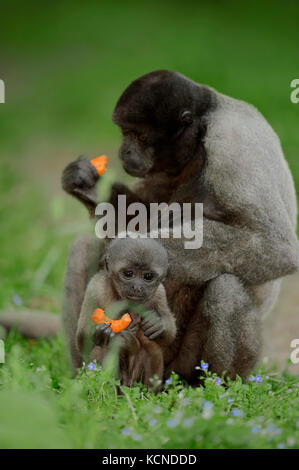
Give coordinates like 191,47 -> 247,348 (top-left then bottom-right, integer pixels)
140,310 -> 165,341
94,315 -> 139,351
94,323 -> 114,347
62,156 -> 99,215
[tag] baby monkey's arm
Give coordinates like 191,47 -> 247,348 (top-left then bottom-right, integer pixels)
76,272 -> 107,362
141,285 -> 177,347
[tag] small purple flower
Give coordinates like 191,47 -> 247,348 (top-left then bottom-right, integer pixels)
195,366 -> 201,370
202,400 -> 212,409
231,409 -> 243,417
215,377 -> 222,385
165,377 -> 172,385
167,417 -> 180,428
251,426 -> 261,434
88,362 -> 96,370
286,389 -> 293,393
249,374 -> 263,383
133,434 -> 142,441
201,362 -> 209,370
183,417 -> 194,428
149,418 -> 157,427
121,427 -> 131,436
268,390 -> 273,395
152,406 -> 162,414
227,397 -> 233,404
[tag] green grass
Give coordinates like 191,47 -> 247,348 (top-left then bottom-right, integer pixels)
1,333 -> 298,449
0,0 -> 298,449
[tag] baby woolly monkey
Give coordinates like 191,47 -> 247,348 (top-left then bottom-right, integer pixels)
76,237 -> 177,389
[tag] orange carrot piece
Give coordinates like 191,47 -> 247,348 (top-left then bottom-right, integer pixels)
92,308 -> 132,333
90,155 -> 108,175
92,308 -> 106,324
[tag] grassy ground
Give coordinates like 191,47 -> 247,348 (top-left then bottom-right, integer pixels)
1,333 -> 299,449
0,0 -> 299,449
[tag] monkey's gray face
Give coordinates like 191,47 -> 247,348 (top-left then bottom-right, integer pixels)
119,133 -> 155,177
112,267 -> 160,303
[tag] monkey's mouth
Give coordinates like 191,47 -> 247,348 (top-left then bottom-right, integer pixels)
125,294 -> 147,302
122,162 -> 149,178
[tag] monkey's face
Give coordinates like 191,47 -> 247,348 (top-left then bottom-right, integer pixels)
111,265 -> 162,303
118,127 -> 156,177
112,70 -> 204,177
106,238 -> 168,303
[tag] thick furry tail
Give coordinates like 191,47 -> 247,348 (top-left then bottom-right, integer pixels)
0,311 -> 61,338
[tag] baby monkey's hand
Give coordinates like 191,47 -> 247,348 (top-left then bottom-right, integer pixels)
93,313 -> 139,348
140,310 -> 165,340
94,323 -> 114,347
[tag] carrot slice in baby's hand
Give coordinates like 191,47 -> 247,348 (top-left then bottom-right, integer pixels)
109,313 -> 132,333
92,308 -> 106,324
90,155 -> 108,175
92,308 -> 131,333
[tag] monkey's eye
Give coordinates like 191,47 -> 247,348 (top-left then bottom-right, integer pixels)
143,272 -> 154,281
123,270 -> 134,278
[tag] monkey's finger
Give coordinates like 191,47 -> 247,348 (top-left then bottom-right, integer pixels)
148,329 -> 164,340
143,324 -> 162,337
94,324 -> 113,345
140,319 -> 152,329
95,323 -> 111,334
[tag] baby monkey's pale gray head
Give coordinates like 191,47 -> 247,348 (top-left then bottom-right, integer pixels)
105,238 -> 168,303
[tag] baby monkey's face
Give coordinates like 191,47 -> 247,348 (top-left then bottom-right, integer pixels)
112,264 -> 161,303
106,238 -> 168,303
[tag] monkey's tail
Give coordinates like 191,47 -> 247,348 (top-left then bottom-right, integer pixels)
0,311 -> 61,339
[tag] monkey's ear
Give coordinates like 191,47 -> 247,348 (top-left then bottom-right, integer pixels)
181,110 -> 193,125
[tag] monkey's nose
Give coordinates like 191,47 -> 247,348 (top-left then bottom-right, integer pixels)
133,284 -> 143,295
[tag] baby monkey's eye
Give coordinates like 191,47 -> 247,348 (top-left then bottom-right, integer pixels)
143,272 -> 154,281
123,270 -> 134,278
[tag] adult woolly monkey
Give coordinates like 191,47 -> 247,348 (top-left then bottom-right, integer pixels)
2,70 -> 298,383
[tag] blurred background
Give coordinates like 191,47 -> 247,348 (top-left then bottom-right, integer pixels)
0,0 -> 298,372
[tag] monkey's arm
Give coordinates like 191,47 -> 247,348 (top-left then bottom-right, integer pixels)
141,285 -> 177,347
62,156 -> 100,217
159,216 -> 299,285
76,271 -> 109,361
62,156 -> 144,216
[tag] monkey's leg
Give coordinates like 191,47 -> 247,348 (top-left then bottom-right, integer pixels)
167,274 -> 261,382
62,234 -> 103,373
143,342 -> 164,391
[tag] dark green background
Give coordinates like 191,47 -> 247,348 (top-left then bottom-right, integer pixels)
0,0 -> 298,308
